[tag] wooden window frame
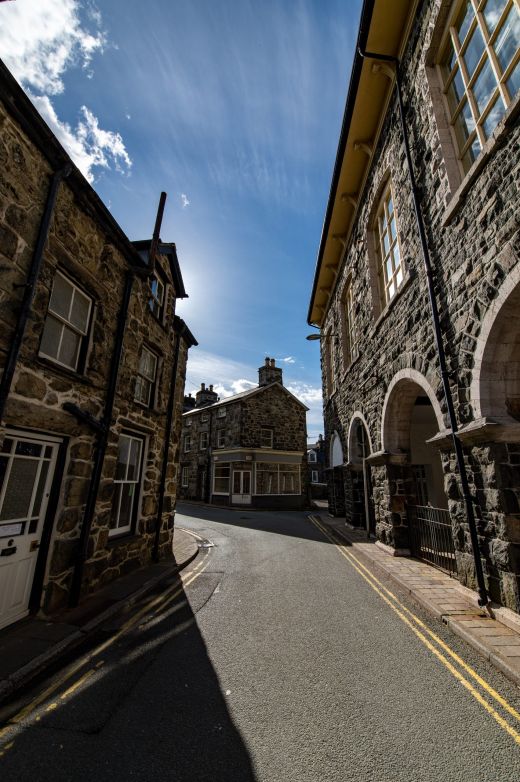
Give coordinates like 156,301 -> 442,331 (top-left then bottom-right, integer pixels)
149,271 -> 166,320
200,431 -> 209,450
437,0 -> 520,173
134,345 -> 159,408
109,431 -> 145,537
39,269 -> 93,372
260,428 -> 274,448
375,185 -> 404,308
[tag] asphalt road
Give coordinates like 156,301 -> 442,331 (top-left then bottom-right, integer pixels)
2,503 -> 520,781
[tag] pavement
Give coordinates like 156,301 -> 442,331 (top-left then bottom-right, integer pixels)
0,526 -> 199,706
311,509 -> 520,688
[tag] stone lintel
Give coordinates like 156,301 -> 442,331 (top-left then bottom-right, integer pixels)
365,449 -> 407,466
427,418 -> 520,447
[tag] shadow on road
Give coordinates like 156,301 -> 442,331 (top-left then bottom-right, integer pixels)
1,558 -> 258,782
177,501 -> 353,546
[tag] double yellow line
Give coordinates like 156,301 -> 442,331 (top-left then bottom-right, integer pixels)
308,514 -> 520,746
0,538 -> 210,750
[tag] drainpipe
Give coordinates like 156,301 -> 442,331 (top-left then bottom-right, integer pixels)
68,269 -> 135,606
206,406 -> 214,503
153,321 -> 184,562
357,47 -> 488,606
0,166 -> 70,423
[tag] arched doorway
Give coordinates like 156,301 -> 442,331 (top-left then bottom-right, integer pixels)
382,371 -> 454,574
347,415 -> 375,535
328,431 -> 345,516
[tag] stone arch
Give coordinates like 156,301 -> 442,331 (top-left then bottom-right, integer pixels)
382,368 -> 444,452
330,430 -> 344,467
347,411 -> 373,463
471,263 -> 520,423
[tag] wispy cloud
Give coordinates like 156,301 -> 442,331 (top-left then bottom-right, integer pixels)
29,95 -> 131,183
0,0 -> 132,182
281,356 -> 296,364
181,193 -> 190,208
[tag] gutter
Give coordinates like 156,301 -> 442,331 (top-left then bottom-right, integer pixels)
307,0 -> 376,326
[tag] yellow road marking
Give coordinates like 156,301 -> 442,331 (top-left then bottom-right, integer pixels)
1,550 -> 210,738
309,515 -> 520,746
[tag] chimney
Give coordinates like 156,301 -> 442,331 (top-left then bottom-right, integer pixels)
183,392 -> 195,412
258,357 -> 283,387
195,382 -> 219,408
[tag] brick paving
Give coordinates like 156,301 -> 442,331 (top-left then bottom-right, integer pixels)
313,513 -> 520,687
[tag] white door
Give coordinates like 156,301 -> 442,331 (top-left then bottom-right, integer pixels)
0,432 -> 60,630
232,470 -> 251,504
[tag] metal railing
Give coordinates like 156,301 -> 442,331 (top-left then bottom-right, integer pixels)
407,505 -> 458,577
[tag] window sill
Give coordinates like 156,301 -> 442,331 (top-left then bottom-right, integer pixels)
442,93 -> 520,227
107,531 -> 140,547
35,355 -> 93,386
370,271 -> 414,336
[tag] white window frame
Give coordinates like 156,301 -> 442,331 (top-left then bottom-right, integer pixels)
217,408 -> 227,418
201,413 -> 209,422
110,432 -> 145,537
375,185 -> 404,307
308,450 -> 317,463
311,470 -> 319,483
260,428 -> 273,448
437,0 -> 520,173
254,463 -> 301,496
134,346 -> 158,407
183,434 -> 191,453
181,466 -> 189,488
39,270 -> 92,372
200,431 -> 209,450
217,429 -> 226,448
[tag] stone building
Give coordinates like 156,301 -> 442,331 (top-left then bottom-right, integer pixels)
307,435 -> 328,500
308,1 -> 520,610
0,59 -> 197,630
179,359 -> 308,509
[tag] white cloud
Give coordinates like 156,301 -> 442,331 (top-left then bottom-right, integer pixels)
181,193 -> 190,208
281,356 -> 296,364
29,95 -> 131,183
0,0 -> 106,95
0,0 -> 131,183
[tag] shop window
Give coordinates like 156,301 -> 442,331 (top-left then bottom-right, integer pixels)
213,465 -> 230,494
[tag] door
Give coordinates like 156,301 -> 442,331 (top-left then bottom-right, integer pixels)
232,470 -> 251,504
0,432 -> 60,630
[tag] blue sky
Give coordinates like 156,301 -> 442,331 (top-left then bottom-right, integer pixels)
0,0 -> 361,441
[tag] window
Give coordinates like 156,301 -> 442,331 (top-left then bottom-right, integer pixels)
183,434 -> 191,453
342,279 -> 358,367
260,428 -> 273,448
217,429 -> 226,448
255,463 -> 301,495
186,418 -> 193,427
149,272 -> 165,319
200,431 -> 208,450
375,186 -> 404,306
213,465 -> 230,494
39,271 -> 92,371
201,413 -> 209,422
217,408 -> 227,418
438,0 -> 519,173
110,433 -> 144,536
311,470 -> 319,483
134,346 -> 158,407
181,466 -> 189,488
308,450 -> 317,463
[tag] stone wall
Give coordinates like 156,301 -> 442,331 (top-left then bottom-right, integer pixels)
0,86 -> 192,615
320,0 -> 520,609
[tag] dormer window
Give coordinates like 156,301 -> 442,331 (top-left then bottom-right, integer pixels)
149,272 -> 165,319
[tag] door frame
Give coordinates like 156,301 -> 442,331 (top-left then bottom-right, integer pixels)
232,469 -> 252,504
1,427 -> 69,616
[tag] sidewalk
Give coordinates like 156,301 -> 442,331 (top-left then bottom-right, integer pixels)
311,512 -> 520,687
0,527 -> 199,705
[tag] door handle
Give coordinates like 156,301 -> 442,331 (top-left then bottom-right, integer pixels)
1,546 -> 16,557
30,540 -> 40,552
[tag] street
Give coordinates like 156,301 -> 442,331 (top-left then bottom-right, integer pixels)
1,503 -> 520,781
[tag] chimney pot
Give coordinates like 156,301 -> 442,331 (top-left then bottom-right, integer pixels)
201,383 -> 205,391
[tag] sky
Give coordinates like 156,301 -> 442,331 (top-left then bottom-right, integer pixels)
0,0 -> 361,443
